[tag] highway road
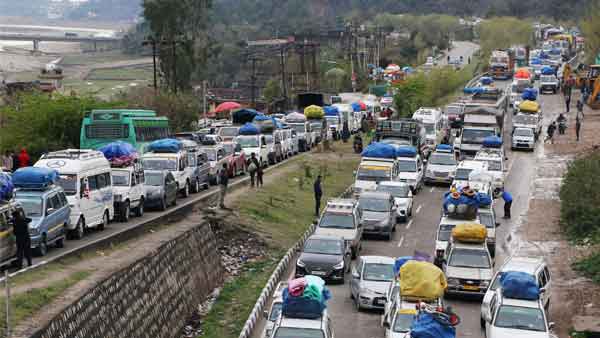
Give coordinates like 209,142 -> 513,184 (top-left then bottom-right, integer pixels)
255,78 -> 566,338
439,41 -> 481,67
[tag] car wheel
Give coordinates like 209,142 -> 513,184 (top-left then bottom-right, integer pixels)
191,178 -> 200,193
98,211 -> 108,231
182,181 -> 190,198
135,199 -> 144,217
121,201 -> 130,222
55,233 -> 64,248
480,317 -> 485,329
160,195 -> 167,211
72,217 -> 85,240
34,234 -> 48,256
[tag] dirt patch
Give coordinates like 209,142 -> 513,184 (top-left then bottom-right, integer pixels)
522,90 -> 600,336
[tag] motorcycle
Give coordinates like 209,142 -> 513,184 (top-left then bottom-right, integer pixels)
353,136 -> 363,153
558,121 -> 567,134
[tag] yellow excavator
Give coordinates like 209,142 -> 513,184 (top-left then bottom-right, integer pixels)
574,64 -> 600,109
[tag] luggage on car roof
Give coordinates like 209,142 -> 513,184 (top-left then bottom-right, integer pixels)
12,167 -> 58,190
400,261 -> 447,300
361,142 -> 397,159
147,138 -> 183,153
411,313 -> 456,338
500,271 -> 540,300
451,223 -> 487,243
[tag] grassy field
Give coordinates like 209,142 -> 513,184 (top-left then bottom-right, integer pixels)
61,78 -> 150,98
0,270 -> 91,337
86,66 -> 153,81
60,51 -> 144,66
201,141 -> 360,338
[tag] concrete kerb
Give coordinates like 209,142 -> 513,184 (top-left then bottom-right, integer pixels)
238,185 -> 354,338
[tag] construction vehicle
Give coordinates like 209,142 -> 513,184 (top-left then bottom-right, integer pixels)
575,65 -> 600,109
489,50 -> 515,80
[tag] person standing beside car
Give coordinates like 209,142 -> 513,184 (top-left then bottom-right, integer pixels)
501,189 -> 513,219
1,150 -> 13,172
218,163 -> 229,209
12,207 -> 32,269
313,175 -> 322,217
248,153 -> 261,188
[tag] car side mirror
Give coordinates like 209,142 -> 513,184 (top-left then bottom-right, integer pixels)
383,321 -> 390,329
46,208 -> 55,215
495,222 -> 501,227
263,310 -> 269,319
548,322 -> 555,330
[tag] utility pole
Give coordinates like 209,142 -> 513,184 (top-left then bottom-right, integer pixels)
171,41 -> 177,94
202,80 -> 207,121
142,37 -> 159,93
280,46 -> 288,110
250,56 -> 258,108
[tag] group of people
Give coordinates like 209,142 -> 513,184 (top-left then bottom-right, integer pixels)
1,148 -> 31,172
217,152 -> 264,209
545,81 -> 585,144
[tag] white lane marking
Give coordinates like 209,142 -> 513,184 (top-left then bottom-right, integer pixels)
397,236 -> 405,247
429,187 -> 435,192
416,205 -> 422,214
406,219 -> 413,230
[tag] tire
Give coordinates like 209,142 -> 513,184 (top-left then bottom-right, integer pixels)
159,195 -> 167,211
134,198 -> 144,217
182,181 -> 190,198
191,178 -> 200,193
55,234 -> 64,248
35,234 -> 48,256
71,217 -> 85,240
480,317 -> 485,329
98,211 -> 108,231
120,201 -> 130,223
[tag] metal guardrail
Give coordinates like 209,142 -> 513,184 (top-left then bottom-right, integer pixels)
237,185 -> 354,338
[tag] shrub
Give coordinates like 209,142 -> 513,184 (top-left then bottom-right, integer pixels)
573,252 -> 600,284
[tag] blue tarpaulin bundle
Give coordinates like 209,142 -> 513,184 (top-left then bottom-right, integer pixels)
482,136 -> 502,148
531,58 -> 542,65
232,108 -> 259,125
550,48 -> 561,55
411,313 -> 456,338
99,141 -> 138,166
12,167 -> 58,190
436,144 -> 453,153
541,66 -> 555,75
351,102 -> 362,112
253,115 -> 275,133
396,146 -> 417,158
477,192 -> 492,207
480,77 -> 494,85
253,114 -> 269,121
522,88 -> 538,101
324,106 -> 339,116
539,52 -> 549,59
500,271 -> 540,300
282,280 -> 331,319
361,142 -> 397,159
147,138 -> 183,153
0,173 -> 14,201
443,191 -> 479,218
463,87 -> 488,94
238,122 -> 260,135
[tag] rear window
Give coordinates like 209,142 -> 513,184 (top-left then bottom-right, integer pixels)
274,328 -> 324,338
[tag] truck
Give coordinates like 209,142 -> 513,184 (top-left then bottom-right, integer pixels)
454,106 -> 503,160
374,119 -> 425,155
489,50 -> 515,80
297,93 -> 330,143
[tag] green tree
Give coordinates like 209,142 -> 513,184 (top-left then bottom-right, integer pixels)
262,78 -> 282,106
393,74 -> 428,118
581,1 -> 600,64
324,68 -> 347,92
478,17 -> 535,57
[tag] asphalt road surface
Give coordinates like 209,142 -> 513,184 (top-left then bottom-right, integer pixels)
439,41 -> 481,67
255,78 -> 566,338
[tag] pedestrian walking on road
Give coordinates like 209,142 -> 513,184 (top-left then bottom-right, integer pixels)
218,164 -> 229,208
577,98 -> 585,118
575,116 -> 582,142
314,175 -> 323,217
12,207 -> 32,269
248,153 -> 260,187
1,150 -> 13,172
545,122 -> 557,144
564,92 -> 571,113
501,189 -> 513,219
17,148 -> 30,168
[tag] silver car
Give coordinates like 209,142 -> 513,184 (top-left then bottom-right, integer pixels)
376,182 -> 413,222
350,255 -> 396,311
424,150 -> 458,185
358,191 -> 396,240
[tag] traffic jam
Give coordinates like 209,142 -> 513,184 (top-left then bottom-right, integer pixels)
259,28 -> 579,338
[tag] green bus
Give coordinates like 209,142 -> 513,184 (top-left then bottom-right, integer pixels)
80,109 -> 170,153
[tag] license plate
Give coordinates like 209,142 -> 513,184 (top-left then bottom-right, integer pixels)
312,271 -> 327,276
463,284 -> 479,291
376,299 -> 386,305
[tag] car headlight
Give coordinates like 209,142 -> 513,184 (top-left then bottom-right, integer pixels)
333,261 -> 344,270
480,280 -> 490,288
114,194 -> 122,202
296,259 -> 306,268
447,278 -> 460,286
29,227 -> 40,236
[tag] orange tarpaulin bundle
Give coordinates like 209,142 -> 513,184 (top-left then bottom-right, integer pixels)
515,68 -> 531,79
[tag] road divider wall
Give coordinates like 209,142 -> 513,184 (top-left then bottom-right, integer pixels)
26,223 -> 223,338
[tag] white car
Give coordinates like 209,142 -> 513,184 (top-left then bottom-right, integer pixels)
512,127 -> 536,151
350,255 -> 396,311
110,164 -> 146,222
483,289 -> 557,338
482,256 -> 552,324
376,181 -> 413,222
397,155 -> 424,193
433,215 -> 480,267
443,240 -> 494,297
424,149 -> 458,185
451,160 -> 488,189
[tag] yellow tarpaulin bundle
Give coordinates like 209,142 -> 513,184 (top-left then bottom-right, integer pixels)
452,223 -> 487,243
519,100 -> 540,113
400,261 -> 447,300
304,105 -> 325,119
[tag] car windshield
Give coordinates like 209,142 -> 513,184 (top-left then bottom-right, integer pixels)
219,127 -> 239,137
143,158 -> 177,171
376,185 -> 410,198
269,302 -> 282,321
237,136 -> 259,148
380,138 -> 411,147
541,76 -> 555,82
303,238 -> 343,255
204,149 -> 217,161
494,305 -> 546,332
514,128 -> 534,137
462,129 -> 496,144
112,170 -> 130,187
56,174 -> 77,195
430,153 -> 456,166
359,197 -> 391,212
363,263 -> 395,281
393,312 -> 416,333
16,195 -> 43,217
478,212 -> 495,229
449,248 -> 491,268
144,173 -> 163,186
289,124 -> 306,133
424,123 -> 435,134
398,160 -> 416,172
437,224 -> 456,241
319,213 -> 355,229
356,165 -> 391,182
274,328 -> 324,338
455,168 -> 472,180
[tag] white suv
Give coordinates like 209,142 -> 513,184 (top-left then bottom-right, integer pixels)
482,289 -> 557,338
270,309 -> 334,338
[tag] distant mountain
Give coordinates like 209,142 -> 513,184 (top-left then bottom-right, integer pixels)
0,0 -> 142,21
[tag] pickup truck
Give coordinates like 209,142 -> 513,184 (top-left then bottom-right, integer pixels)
539,74 -> 560,94
454,113 -> 500,159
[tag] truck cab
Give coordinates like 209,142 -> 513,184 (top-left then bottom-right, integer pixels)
452,160 -> 489,189
353,158 -> 397,196
456,115 -> 500,159
412,107 -> 444,151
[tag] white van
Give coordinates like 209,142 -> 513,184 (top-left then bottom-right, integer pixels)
236,134 -> 269,167
412,107 -> 444,149
141,149 -> 194,197
35,149 -> 115,239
